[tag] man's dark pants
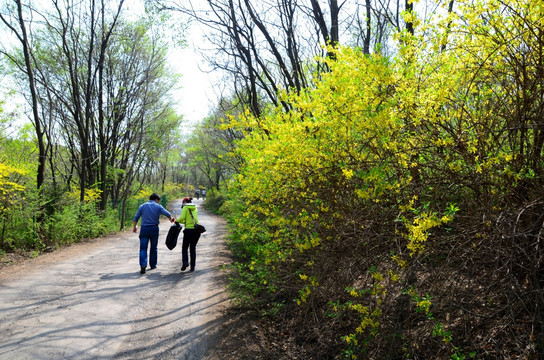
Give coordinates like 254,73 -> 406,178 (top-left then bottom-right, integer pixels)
139,225 -> 159,268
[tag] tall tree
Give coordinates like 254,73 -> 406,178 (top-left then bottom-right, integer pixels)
150,0 -> 344,115
0,0 -> 46,192
99,19 -> 181,226
44,0 -> 125,202
184,96 -> 244,190
150,0 -> 424,117
97,0 -> 125,210
2,1 -> 182,219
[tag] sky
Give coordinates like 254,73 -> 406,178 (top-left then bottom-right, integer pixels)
170,22 -> 217,129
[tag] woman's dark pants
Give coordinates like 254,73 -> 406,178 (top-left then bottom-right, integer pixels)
182,229 -> 201,270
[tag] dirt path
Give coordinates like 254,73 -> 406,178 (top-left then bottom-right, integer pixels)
0,199 -> 232,360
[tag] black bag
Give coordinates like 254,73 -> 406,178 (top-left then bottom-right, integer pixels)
165,222 -> 182,250
189,209 -> 206,234
194,223 -> 206,234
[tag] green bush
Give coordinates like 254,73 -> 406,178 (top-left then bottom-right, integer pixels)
204,188 -> 226,214
0,189 -> 43,251
48,202 -> 119,248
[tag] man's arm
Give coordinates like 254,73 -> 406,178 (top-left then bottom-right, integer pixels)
159,205 -> 175,222
133,206 -> 142,233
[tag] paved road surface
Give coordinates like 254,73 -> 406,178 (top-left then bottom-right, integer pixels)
0,199 -> 231,359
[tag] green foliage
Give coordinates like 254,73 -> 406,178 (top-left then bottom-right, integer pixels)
0,96 -> 13,135
162,182 -> 186,200
0,179 -> 120,252
47,202 -> 119,247
182,99 -> 244,192
203,188 -> 226,214
0,0 -> 188,264
215,0 -> 544,358
0,134 -> 133,252
432,323 -> 452,344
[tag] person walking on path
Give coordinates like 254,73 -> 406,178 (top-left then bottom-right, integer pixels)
133,193 -> 175,274
179,197 -> 201,272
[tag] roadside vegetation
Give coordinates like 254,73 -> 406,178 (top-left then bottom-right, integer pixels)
0,2 -> 191,259
2,0 -> 544,358
188,0 -> 544,358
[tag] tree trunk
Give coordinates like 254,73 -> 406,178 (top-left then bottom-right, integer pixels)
405,0 -> 414,35
363,0 -> 371,54
441,1 -> 455,53
2,0 -> 47,192
98,1 -> 107,211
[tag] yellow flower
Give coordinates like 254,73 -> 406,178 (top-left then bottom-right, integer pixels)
342,169 -> 354,179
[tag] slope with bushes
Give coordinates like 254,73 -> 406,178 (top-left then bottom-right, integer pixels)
216,1 -> 544,358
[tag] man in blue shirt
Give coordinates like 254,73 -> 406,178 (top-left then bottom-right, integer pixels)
133,193 -> 175,274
